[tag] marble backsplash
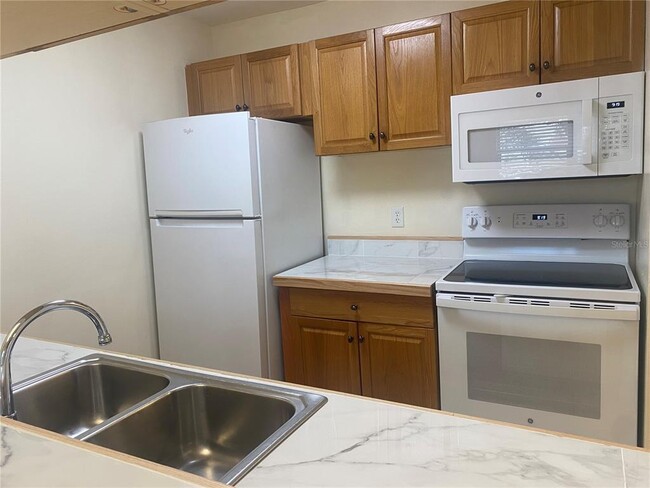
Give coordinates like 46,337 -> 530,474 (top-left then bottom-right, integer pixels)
327,238 -> 463,259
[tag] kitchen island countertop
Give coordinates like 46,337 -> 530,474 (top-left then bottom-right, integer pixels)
1,336 -> 648,488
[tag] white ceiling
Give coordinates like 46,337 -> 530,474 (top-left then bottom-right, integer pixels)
182,0 -> 324,26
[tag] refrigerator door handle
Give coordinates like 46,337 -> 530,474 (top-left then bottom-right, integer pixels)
154,219 -> 249,229
153,210 -> 245,219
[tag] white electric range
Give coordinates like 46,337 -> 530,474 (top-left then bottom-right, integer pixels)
436,204 -> 640,446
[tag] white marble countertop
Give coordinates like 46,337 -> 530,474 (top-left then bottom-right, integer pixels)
273,255 -> 460,297
2,336 -> 649,488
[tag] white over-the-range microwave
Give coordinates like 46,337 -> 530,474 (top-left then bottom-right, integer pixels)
451,72 -> 645,183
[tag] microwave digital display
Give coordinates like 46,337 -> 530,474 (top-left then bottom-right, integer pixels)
532,214 -> 548,221
606,101 -> 625,109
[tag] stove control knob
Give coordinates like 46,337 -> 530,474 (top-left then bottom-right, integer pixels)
593,214 -> 608,227
466,216 -> 478,229
610,214 -> 626,228
481,216 -> 492,229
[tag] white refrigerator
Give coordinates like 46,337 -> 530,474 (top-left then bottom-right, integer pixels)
143,112 -> 322,379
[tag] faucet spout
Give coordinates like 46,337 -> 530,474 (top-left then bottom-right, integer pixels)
0,300 -> 112,419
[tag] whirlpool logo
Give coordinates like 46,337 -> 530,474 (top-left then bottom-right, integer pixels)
183,128 -> 194,135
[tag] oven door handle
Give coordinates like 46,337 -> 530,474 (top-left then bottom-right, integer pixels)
436,293 -> 639,321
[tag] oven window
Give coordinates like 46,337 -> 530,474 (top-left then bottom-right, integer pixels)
467,121 -> 574,163
466,332 -> 601,419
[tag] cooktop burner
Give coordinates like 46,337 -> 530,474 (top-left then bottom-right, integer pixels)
444,260 -> 632,290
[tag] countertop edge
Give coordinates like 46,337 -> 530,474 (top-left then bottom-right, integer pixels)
1,417 -> 228,488
272,276 -> 433,297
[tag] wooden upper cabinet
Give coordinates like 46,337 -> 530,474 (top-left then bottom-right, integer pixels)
359,324 -> 439,408
376,16 -> 452,150
299,43 -> 314,117
452,1 -> 540,94
540,0 -> 645,83
309,30 -> 379,155
241,44 -> 303,118
185,56 -> 244,116
288,316 -> 361,394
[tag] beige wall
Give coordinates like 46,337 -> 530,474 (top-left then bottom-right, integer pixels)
638,0 -> 650,447
209,0 -> 497,56
210,0 -> 641,238
0,15 -> 213,356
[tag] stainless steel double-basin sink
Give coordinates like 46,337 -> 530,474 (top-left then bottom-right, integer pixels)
11,354 -> 326,485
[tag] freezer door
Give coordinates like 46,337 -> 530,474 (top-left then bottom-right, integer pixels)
150,218 -> 267,376
143,113 -> 259,217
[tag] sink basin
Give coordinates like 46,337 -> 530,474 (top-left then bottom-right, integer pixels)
86,385 -> 296,480
13,363 -> 169,437
11,354 -> 326,484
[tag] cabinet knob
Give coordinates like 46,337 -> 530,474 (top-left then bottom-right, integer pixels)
350,304 -> 358,311
347,335 -> 354,343
543,61 -> 551,70
235,104 -> 242,111
369,132 -> 376,141
242,104 -> 249,111
379,131 -> 386,140
529,63 -> 536,72
358,335 -> 365,343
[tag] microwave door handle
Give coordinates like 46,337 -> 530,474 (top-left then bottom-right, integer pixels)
590,98 -> 599,165
577,98 -> 598,166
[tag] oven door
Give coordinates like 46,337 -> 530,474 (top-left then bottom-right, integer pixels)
451,77 -> 599,182
436,293 -> 639,445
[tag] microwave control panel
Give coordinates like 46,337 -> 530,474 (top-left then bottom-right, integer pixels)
462,204 -> 630,239
599,95 -> 632,162
597,71 -> 644,176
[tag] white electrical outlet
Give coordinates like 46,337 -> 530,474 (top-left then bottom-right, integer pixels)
391,206 -> 404,228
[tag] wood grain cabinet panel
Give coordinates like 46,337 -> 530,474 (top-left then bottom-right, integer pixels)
376,16 -> 452,150
288,316 -> 361,395
288,288 -> 435,327
309,30 -> 379,155
540,0 -> 645,83
359,324 -> 439,408
452,1 -> 540,94
185,56 -> 244,116
299,43 -> 314,116
241,44 -> 302,118
279,287 -> 440,409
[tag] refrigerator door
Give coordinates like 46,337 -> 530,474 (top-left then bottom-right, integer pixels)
143,113 -> 259,217
150,218 -> 267,376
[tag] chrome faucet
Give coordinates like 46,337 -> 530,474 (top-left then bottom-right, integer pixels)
0,300 -> 112,419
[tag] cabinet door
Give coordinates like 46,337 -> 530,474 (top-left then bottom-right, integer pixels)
310,30 -> 379,155
376,16 -> 452,150
359,324 -> 439,408
287,316 -> 361,394
452,1 -> 540,94
241,44 -> 302,118
540,0 -> 645,83
185,56 -> 244,116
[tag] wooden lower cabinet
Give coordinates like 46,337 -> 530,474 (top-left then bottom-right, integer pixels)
287,316 -> 361,395
359,323 -> 438,408
280,287 -> 439,409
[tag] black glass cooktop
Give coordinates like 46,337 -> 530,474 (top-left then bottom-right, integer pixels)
445,260 -> 632,290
